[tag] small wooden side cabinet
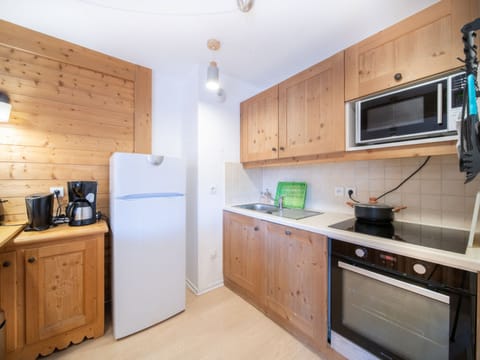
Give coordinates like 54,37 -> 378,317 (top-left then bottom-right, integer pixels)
0,221 -> 107,360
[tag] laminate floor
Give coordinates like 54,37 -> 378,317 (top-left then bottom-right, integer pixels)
45,286 -> 322,359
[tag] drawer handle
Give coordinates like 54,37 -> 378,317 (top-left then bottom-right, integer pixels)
254,226 -> 259,231
394,72 -> 402,81
27,257 -> 36,264
2,261 -> 10,268
285,230 -> 292,236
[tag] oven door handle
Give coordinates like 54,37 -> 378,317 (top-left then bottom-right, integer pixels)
338,261 -> 450,304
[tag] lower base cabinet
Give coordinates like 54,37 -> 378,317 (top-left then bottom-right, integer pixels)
223,212 -> 265,308
223,211 -> 341,358
264,222 -> 327,350
0,223 -> 106,360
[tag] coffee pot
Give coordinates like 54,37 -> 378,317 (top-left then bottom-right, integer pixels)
66,181 -> 97,226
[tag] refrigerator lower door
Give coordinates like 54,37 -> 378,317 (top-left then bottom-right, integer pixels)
111,195 -> 185,339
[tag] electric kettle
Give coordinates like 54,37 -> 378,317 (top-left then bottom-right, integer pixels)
25,193 -> 54,231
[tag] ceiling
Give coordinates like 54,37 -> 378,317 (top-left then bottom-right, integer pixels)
1,0 -> 438,89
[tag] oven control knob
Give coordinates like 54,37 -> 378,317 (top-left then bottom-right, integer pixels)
413,263 -> 427,275
354,248 -> 367,258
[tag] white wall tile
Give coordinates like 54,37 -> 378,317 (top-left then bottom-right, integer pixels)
441,195 -> 464,212
420,179 -> 441,195
226,155 -> 478,229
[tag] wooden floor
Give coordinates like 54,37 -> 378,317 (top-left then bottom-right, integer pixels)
45,286 -> 323,359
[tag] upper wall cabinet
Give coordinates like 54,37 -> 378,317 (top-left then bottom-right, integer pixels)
278,52 -> 344,158
240,52 -> 344,163
345,0 -> 478,101
240,86 -> 279,163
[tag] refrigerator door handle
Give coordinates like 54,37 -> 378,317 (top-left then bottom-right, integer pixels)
116,193 -> 184,200
147,155 -> 164,166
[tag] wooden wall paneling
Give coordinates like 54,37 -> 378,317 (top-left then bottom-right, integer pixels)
134,65 -> 152,154
0,21 -> 151,232
0,124 -> 134,153
0,20 -> 136,81
0,145 -> 113,166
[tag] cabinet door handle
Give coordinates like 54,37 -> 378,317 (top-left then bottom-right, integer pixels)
279,146 -> 285,151
254,226 -> 259,231
394,73 -> 402,81
285,230 -> 292,236
27,257 -> 36,264
271,147 -> 277,152
2,261 -> 10,268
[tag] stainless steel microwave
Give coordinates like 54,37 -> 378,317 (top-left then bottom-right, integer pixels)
354,72 -> 465,146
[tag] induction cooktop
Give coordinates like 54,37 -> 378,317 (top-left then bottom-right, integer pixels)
329,218 -> 470,254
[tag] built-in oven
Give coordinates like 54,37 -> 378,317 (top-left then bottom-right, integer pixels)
329,238 -> 477,360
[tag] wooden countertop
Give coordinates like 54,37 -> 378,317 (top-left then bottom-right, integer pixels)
0,223 -> 26,248
13,220 -> 108,246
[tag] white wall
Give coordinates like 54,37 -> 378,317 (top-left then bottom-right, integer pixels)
195,69 -> 259,292
151,64 -> 259,294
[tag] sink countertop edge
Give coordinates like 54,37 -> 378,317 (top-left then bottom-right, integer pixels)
224,205 -> 480,273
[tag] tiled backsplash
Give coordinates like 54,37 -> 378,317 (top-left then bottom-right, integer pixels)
226,155 -> 480,229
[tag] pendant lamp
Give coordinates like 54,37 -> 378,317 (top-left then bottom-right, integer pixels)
206,39 -> 221,91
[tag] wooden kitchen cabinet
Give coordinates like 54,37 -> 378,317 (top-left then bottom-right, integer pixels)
240,85 -> 279,163
240,52 -> 344,163
0,252 -> 18,353
278,51 -> 345,158
0,222 -> 107,360
223,212 -> 265,308
24,239 -> 98,345
264,222 -> 328,350
345,0 -> 478,100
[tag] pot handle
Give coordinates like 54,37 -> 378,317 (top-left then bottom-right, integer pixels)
346,201 -> 355,208
392,206 -> 407,213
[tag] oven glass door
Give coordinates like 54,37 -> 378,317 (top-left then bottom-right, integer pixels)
357,79 -> 448,144
331,260 -> 450,360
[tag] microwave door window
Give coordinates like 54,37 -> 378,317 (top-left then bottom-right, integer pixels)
366,97 -> 424,132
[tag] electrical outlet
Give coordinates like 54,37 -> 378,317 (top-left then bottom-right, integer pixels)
334,186 -> 344,197
346,187 -> 357,197
49,186 -> 64,197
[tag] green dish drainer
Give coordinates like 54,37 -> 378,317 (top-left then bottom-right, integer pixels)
274,182 -> 307,209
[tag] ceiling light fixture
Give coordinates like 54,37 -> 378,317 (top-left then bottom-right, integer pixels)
206,39 -> 221,91
237,0 -> 254,12
0,91 -> 11,122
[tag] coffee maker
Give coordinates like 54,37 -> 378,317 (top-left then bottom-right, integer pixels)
25,193 -> 54,231
66,181 -> 97,226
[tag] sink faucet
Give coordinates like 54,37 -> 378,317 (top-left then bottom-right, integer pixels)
278,196 -> 284,210
261,188 -> 274,205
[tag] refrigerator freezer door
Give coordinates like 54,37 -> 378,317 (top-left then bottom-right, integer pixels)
110,152 -> 185,196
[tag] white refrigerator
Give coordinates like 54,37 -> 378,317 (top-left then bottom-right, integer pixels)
110,152 -> 186,339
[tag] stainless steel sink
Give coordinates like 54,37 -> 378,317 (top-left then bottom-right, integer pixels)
235,203 -> 279,212
234,203 -> 323,220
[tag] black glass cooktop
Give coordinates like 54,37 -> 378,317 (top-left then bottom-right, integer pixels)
329,218 -> 470,254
